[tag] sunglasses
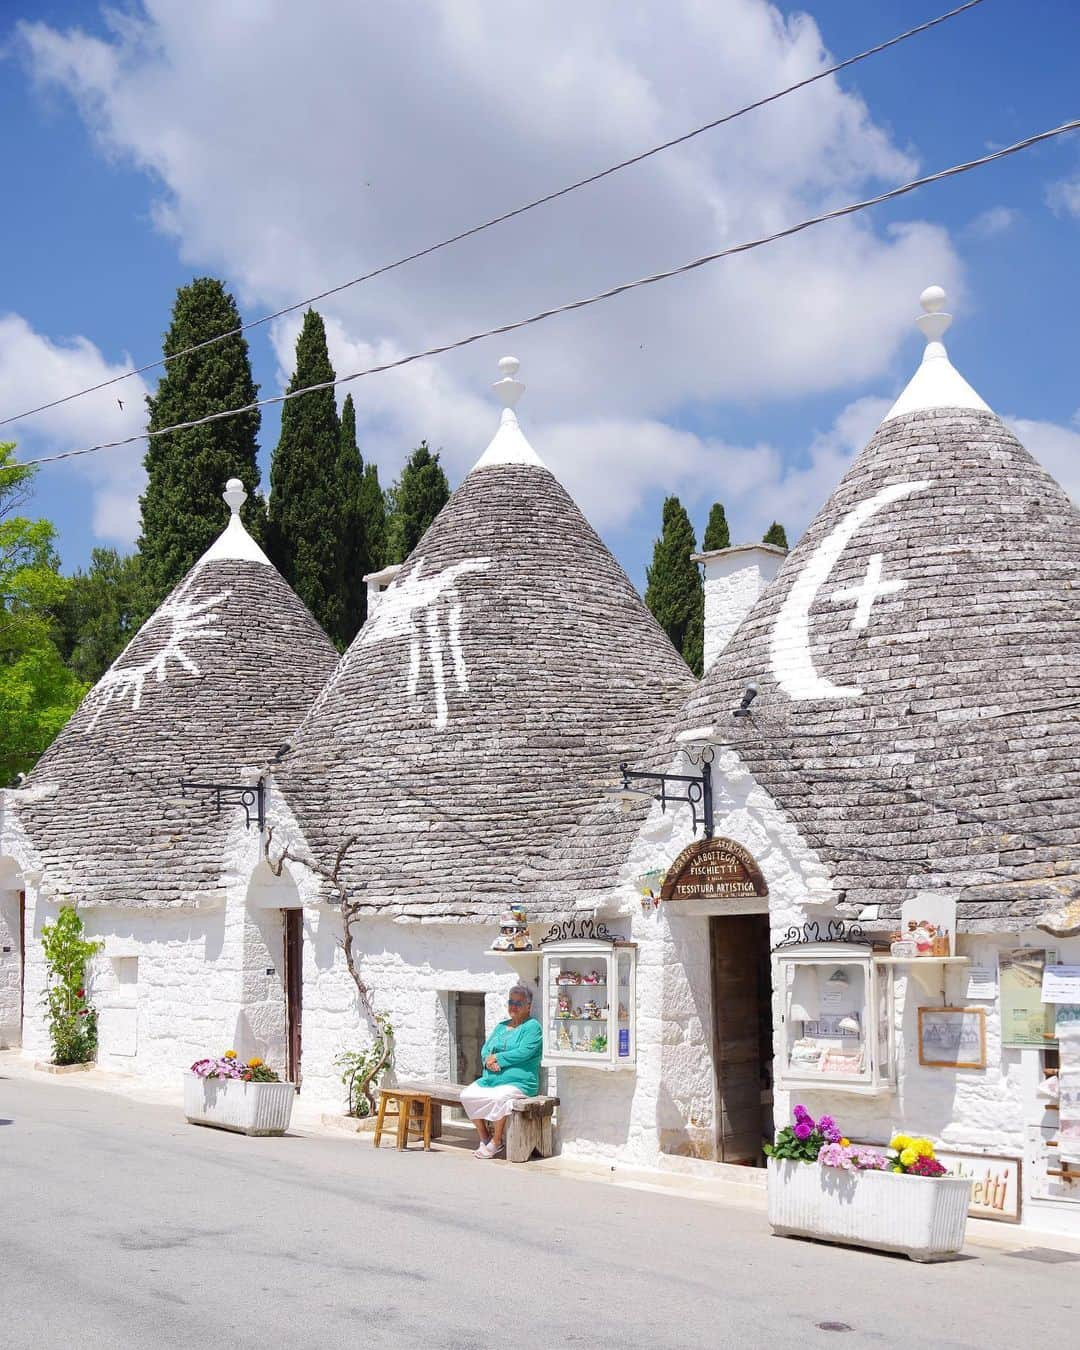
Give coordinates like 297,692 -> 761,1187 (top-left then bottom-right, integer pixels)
508,999 -> 528,1008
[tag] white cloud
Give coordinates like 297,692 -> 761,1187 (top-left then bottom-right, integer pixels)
965,205 -> 1019,238
1046,177 -> 1080,219
1004,413 -> 1080,504
0,314 -> 149,544
20,0 -> 963,537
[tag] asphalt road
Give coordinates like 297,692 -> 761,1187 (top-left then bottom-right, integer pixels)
3,1073 -> 1079,1350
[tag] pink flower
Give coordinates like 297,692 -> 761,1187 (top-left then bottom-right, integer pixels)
793,1120 -> 813,1141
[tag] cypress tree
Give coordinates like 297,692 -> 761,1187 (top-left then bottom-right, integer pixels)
358,463 -> 387,576
266,310 -> 345,641
645,495 -> 704,676
336,394 -> 368,643
763,521 -> 789,549
384,442 -> 451,564
702,501 -> 731,552
138,278 -> 263,608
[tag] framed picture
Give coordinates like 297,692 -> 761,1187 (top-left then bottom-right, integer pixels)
999,947 -> 1056,1048
918,1006 -> 987,1069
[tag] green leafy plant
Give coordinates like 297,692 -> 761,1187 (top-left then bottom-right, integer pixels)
336,1014 -> 394,1117
40,906 -> 103,1065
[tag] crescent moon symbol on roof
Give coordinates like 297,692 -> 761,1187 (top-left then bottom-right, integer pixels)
769,479 -> 932,701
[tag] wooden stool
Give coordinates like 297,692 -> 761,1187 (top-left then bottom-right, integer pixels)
373,1089 -> 432,1150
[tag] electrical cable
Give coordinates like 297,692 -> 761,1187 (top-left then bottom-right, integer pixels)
15,117 -> 1080,473
0,0 -> 991,432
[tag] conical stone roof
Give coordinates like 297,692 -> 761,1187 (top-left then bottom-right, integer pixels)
550,290 -> 1080,932
16,482 -> 338,907
276,358 -> 695,920
677,293 -> 1080,931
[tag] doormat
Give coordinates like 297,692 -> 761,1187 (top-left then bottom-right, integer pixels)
1004,1247 -> 1080,1263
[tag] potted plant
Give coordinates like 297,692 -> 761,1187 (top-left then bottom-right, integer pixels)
765,1107 -> 972,1261
184,1051 -> 295,1136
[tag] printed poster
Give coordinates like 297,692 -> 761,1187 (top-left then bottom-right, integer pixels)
999,948 -> 1056,1048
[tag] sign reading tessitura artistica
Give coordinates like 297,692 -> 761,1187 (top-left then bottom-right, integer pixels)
660,839 -> 768,903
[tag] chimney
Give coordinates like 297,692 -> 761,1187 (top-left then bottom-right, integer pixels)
363,563 -> 402,619
692,543 -> 787,673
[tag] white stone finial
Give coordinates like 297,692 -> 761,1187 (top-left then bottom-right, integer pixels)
916,284 -> 952,344
469,355 -> 545,472
880,283 -> 990,424
492,355 -> 524,411
223,478 -> 247,515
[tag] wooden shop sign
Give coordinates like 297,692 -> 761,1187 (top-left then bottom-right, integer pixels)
659,838 -> 768,902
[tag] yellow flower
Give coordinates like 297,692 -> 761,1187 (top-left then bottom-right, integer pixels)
899,1147 -> 918,1168
890,1134 -> 911,1151
892,1165 -> 903,1173
248,1057 -> 263,1068
223,1050 -> 237,1059
840,1138 -> 851,1148
913,1138 -> 935,1158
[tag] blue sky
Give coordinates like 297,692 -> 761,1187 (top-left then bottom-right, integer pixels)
2,0 -> 1077,592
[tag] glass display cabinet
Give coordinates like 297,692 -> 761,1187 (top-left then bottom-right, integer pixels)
774,943 -> 896,1095
541,939 -> 636,1070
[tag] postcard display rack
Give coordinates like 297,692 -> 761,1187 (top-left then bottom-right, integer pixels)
541,939 -> 636,1070
775,943 -> 897,1095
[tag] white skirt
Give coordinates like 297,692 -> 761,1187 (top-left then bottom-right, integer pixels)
460,1081 -> 525,1122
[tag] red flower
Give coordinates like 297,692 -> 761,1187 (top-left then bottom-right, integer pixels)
76,988 -> 85,998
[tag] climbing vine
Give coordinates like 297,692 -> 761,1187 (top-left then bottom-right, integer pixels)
40,906 -> 103,1065
265,827 -> 394,1114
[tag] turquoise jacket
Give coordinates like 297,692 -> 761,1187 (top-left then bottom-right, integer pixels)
478,1017 -> 543,1096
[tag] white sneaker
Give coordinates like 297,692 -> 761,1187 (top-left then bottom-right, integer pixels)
474,1140 -> 496,1158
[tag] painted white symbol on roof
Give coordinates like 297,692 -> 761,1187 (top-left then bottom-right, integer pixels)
829,553 -> 907,632
358,556 -> 493,729
770,480 -> 931,700
82,573 -> 230,731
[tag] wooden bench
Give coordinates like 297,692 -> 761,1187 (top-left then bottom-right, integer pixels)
394,1078 -> 559,1163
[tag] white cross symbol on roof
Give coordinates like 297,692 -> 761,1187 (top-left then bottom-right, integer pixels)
828,553 -> 907,632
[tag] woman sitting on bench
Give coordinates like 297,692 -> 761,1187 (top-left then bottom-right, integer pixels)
461,984 -> 542,1159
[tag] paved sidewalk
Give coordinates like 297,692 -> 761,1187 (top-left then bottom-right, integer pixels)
5,1068 -> 1080,1349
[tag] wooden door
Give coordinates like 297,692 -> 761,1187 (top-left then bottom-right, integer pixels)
710,913 -> 772,1164
283,909 -> 303,1087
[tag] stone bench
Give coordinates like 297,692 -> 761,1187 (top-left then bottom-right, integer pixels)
394,1078 -> 558,1163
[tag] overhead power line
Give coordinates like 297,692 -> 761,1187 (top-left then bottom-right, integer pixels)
0,0 -> 991,431
16,116 -> 1079,473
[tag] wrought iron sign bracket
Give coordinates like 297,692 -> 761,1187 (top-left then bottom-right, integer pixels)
617,748 -> 714,839
181,777 -> 266,832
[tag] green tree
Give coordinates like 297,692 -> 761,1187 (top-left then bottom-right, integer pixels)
336,394 -> 371,644
763,521 -> 789,549
0,445 -> 87,784
702,501 -> 731,552
359,462 -> 387,575
644,495 -> 703,676
139,277 -> 264,609
384,442 -> 451,564
266,310 -> 346,640
56,548 -> 148,685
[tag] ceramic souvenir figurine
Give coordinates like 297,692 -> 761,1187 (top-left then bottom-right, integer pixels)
582,999 -> 601,1020
583,970 -> 601,985
557,994 -> 573,1019
907,919 -> 936,956
558,1025 -> 573,1051
492,908 -> 533,951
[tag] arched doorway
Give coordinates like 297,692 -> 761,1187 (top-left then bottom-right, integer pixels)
244,861 -> 303,1085
0,859 -> 26,1049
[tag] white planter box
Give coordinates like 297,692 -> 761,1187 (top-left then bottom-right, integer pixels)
767,1158 -> 971,1262
183,1074 -> 295,1137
